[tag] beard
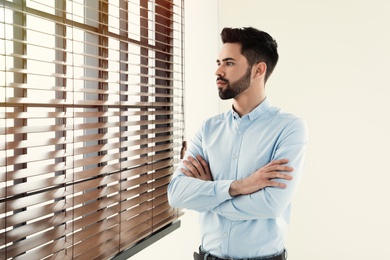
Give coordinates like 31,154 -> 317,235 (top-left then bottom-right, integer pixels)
218,66 -> 252,100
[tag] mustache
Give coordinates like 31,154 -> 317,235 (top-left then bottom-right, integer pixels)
216,76 -> 228,83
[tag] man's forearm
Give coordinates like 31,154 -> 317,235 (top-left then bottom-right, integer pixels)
228,158 -> 293,197
229,179 -> 244,197
168,174 -> 233,211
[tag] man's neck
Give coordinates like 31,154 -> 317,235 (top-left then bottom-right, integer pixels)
232,90 -> 266,117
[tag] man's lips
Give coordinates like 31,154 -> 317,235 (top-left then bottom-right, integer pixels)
216,78 -> 228,87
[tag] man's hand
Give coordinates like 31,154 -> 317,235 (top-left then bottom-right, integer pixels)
181,155 -> 213,181
229,159 -> 293,197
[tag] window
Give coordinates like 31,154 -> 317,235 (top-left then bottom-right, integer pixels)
0,0 -> 185,259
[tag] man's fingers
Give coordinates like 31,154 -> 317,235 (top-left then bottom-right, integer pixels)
267,158 -> 289,166
181,167 -> 194,177
196,155 -> 211,176
182,156 -> 213,181
188,156 -> 206,175
183,156 -> 208,176
268,172 -> 293,180
267,164 -> 294,173
264,172 -> 292,189
268,180 -> 287,189
183,160 -> 199,176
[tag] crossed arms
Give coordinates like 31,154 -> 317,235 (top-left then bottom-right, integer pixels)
167,118 -> 308,221
182,155 -> 293,197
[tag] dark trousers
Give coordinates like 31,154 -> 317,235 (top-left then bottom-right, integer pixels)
193,248 -> 287,260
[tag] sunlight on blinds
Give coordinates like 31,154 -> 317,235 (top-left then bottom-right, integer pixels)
0,0 -> 185,259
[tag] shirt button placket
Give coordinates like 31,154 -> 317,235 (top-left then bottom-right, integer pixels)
221,222 -> 231,255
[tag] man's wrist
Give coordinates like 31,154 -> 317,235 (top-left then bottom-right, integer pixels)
229,180 -> 242,197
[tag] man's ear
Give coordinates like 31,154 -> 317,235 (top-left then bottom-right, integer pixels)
253,62 -> 267,79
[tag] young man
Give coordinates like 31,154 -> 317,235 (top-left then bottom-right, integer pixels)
168,27 -> 308,260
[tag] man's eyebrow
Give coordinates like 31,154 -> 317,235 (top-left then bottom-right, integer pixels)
216,57 -> 236,63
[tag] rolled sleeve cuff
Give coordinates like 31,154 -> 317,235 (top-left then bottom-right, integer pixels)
214,180 -> 234,203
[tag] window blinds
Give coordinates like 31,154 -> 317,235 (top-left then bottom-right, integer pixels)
0,0 -> 185,259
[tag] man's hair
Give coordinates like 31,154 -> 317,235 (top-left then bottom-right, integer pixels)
220,27 -> 279,83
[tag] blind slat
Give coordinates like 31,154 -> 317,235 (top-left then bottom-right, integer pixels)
2,109 -> 178,119
10,238 -> 72,260
4,98 -> 178,107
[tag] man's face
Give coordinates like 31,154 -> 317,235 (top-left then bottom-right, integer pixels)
215,43 -> 252,100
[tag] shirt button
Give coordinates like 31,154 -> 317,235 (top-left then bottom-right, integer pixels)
224,233 -> 228,237
232,155 -> 237,160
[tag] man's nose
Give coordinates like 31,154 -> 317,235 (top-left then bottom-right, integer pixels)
215,66 -> 225,77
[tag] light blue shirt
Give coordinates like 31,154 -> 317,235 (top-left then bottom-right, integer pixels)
168,98 -> 308,259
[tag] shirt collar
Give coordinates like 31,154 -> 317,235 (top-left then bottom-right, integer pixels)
231,97 -> 271,121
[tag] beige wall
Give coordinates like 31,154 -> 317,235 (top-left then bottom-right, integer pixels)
218,1 -> 390,259
131,0 -> 218,258
133,1 -> 390,259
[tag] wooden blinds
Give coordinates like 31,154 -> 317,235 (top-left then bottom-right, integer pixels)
0,0 -> 185,259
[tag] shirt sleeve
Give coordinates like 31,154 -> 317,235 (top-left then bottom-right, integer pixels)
211,118 -> 309,221
168,123 -> 234,212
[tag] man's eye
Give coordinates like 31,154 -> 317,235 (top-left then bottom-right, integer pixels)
226,62 -> 234,66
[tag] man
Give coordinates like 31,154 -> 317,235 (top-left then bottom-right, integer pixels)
168,27 -> 308,260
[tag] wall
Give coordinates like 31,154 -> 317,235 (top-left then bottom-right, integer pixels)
130,0 -> 219,259
218,1 -> 390,259
133,0 -> 390,259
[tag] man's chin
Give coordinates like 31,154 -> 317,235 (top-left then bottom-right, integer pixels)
218,91 -> 233,100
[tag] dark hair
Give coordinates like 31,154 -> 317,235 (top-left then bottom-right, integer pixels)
220,27 -> 279,83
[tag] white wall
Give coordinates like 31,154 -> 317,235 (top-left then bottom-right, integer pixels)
133,1 -> 390,259
131,0 -> 219,259
218,1 -> 390,259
